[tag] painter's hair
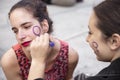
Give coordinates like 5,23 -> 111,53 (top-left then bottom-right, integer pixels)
9,0 -> 53,33
94,0 -> 120,38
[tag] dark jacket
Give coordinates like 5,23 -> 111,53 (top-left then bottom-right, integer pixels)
75,58 -> 120,80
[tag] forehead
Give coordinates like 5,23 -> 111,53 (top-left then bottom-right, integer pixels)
10,8 -> 33,19
9,8 -> 35,27
89,11 -> 99,31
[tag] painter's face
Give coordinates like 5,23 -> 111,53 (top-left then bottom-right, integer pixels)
86,12 -> 112,62
9,8 -> 46,48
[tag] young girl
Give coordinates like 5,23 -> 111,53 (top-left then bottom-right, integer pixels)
1,0 -> 78,80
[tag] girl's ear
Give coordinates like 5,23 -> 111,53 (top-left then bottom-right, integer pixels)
109,33 -> 120,50
41,19 -> 49,33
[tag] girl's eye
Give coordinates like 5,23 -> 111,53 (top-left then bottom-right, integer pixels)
12,29 -> 18,34
88,31 -> 92,35
13,30 -> 18,34
24,26 -> 31,29
23,23 -> 32,29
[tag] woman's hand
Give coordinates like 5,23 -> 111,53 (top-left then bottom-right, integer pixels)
30,33 -> 51,63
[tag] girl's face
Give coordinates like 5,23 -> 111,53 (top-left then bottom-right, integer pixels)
86,11 -> 114,62
9,8 -> 48,48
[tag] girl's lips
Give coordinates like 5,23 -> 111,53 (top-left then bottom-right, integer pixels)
21,41 -> 31,47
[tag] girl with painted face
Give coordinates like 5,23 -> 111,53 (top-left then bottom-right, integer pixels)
75,0 -> 120,80
1,0 -> 78,80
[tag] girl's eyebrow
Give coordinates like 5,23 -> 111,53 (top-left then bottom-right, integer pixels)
20,22 -> 31,26
88,25 -> 92,31
88,25 -> 89,28
11,22 -> 32,30
11,27 -> 16,31
88,25 -> 90,30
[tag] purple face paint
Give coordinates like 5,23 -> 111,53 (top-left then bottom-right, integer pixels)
33,26 -> 41,36
32,26 -> 55,47
92,41 -> 98,48
92,41 -> 99,53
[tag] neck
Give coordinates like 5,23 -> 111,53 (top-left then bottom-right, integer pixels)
22,47 -> 31,60
111,51 -> 120,62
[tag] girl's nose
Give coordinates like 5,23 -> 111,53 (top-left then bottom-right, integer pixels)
18,31 -> 26,40
86,35 -> 89,42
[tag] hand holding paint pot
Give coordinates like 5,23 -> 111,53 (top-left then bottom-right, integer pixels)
33,26 -> 55,47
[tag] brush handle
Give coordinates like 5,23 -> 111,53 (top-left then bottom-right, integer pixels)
49,41 -> 55,47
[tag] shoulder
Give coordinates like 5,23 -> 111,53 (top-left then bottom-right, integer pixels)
1,48 -> 18,70
65,46 -> 79,79
59,40 -> 79,63
1,48 -> 22,80
68,46 -> 79,64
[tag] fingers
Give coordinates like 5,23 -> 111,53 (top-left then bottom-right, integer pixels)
43,33 -> 49,47
30,33 -> 51,61
30,33 -> 50,49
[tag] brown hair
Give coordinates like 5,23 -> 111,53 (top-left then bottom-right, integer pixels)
94,0 -> 120,38
9,0 -> 53,34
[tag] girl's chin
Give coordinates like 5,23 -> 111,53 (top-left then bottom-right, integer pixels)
96,57 -> 109,62
22,46 -> 30,51
96,57 -> 102,61
22,45 -> 30,48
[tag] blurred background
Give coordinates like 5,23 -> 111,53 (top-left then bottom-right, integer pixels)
0,0 -> 109,79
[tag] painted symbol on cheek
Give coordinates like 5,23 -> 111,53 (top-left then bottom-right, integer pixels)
32,26 -> 55,47
92,41 -> 98,48
92,41 -> 99,53
33,26 -> 41,36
